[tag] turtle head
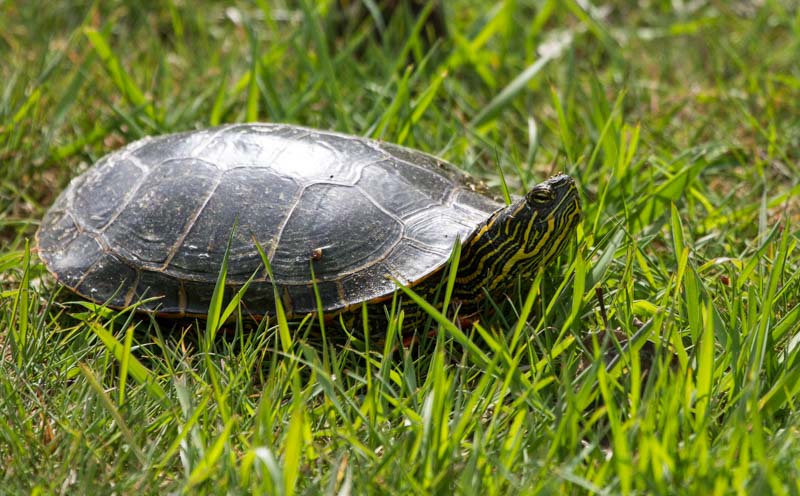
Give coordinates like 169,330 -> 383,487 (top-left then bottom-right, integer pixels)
455,174 -> 581,302
516,173 -> 581,265
523,173 -> 580,225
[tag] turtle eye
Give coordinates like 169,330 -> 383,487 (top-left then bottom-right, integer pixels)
526,186 -> 555,205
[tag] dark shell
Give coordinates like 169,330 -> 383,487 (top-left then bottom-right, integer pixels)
37,123 -> 503,317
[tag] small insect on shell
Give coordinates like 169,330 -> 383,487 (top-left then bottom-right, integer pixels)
311,247 -> 324,261
310,244 -> 333,261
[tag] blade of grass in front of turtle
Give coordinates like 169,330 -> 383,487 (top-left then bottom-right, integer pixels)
440,237 -> 461,323
478,286 -> 511,329
393,282 -> 489,367
560,234 -> 587,334
509,269 -> 543,353
308,261 -> 326,338
205,222 -> 236,344
308,261 -> 332,370
204,272 -> 233,422
381,293 -> 402,357
219,270 -> 259,326
254,237 -> 292,354
360,300 -> 370,349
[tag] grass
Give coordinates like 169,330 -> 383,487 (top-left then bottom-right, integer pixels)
2,0 -> 800,493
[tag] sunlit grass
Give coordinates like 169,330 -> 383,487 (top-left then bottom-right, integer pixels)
2,0 -> 799,493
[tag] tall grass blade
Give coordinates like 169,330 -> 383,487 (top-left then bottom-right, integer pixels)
88,321 -> 167,402
470,36 -> 570,128
118,325 -> 135,405
394,282 -> 489,367
187,416 -> 237,487
9,240 -> 30,367
205,222 -> 237,343
283,400 -> 304,496
79,363 -> 146,464
83,27 -> 155,121
254,238 -> 292,354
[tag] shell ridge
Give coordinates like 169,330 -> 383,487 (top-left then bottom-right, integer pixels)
160,170 -> 225,270
267,184 -> 308,263
189,126 -> 232,157
354,185 -> 408,227
89,154 -> 155,235
361,139 -> 458,183
269,131 -> 313,166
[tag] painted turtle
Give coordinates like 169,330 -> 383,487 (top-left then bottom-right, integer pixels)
37,124 -> 581,327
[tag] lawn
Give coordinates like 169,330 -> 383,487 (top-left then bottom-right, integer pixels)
2,0 -> 800,494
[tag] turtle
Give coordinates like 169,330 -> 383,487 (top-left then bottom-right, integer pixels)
36,123 -> 581,330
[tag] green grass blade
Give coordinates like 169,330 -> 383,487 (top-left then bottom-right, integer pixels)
209,72 -> 229,126
695,300 -> 716,425
283,400 -> 304,496
253,238 -> 292,354
117,325 -> 134,405
205,222 -> 237,342
246,28 -> 260,122
83,27 -> 155,121
89,322 -> 167,402
187,416 -> 237,488
470,38 -> 569,129
393,282 -> 490,367
79,363 -> 146,464
597,365 -> 633,493
218,268 -> 259,325
9,240 -> 30,367
509,270 -> 542,352
155,394 -> 211,473
550,85 -> 575,165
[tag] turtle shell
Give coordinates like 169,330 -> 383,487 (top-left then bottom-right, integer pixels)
37,123 -> 503,317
